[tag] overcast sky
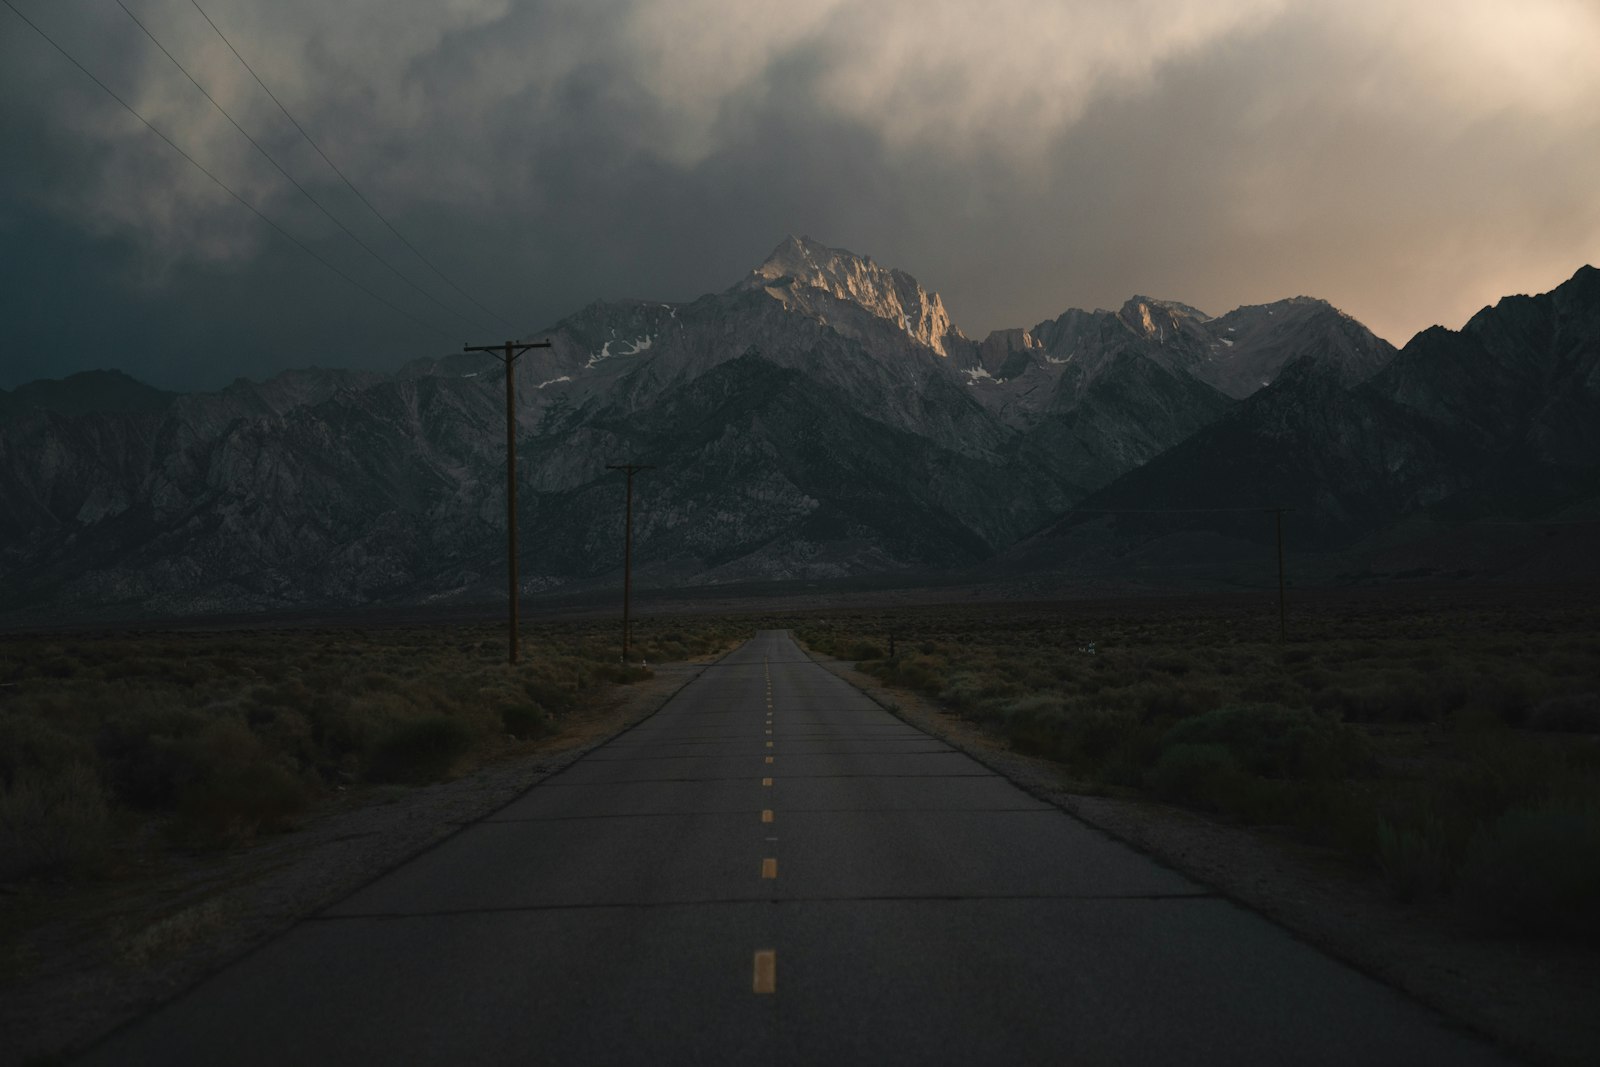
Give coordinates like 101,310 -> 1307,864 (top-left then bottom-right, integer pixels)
4,0 -> 1598,391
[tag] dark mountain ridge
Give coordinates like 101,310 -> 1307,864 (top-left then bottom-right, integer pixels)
1008,264 -> 1600,580
9,238 -> 1578,620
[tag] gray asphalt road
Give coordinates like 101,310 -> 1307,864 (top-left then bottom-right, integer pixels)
83,631 -> 1508,1065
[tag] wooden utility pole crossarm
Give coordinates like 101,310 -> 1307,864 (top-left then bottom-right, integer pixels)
464,339 -> 551,665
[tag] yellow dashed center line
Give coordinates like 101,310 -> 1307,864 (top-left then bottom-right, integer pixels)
754,659 -> 779,996
753,950 -> 776,994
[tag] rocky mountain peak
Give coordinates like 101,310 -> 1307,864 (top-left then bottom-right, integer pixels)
1194,296 -> 1392,398
744,235 -> 963,356
1117,296 -> 1211,339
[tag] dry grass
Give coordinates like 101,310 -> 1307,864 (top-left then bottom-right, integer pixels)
0,616 -> 738,878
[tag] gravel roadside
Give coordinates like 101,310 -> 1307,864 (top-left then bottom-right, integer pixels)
801,648 -> 1600,1067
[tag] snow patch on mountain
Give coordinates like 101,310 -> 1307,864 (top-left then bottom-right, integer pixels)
584,335 -> 654,369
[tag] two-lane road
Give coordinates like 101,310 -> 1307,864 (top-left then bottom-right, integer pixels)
86,631 -> 1506,1064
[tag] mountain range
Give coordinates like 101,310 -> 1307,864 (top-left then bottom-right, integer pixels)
2,237 -> 1595,620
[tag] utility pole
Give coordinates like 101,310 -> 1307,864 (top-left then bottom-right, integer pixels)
464,339 -> 551,665
1265,507 -> 1292,641
606,463 -> 655,662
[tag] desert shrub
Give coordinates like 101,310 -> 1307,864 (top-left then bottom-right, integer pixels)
96,704 -> 212,808
1059,705 -> 1153,783
1314,678 -> 1431,723
1146,743 -> 1244,807
174,760 -> 310,848
165,719 -> 312,847
365,715 -> 475,783
258,708 -> 317,771
1128,681 -> 1225,721
1443,732 -> 1562,823
999,695 -> 1068,756
1527,692 -> 1600,733
0,714 -> 96,786
1160,704 -> 1372,780
153,658 -> 210,688
1375,814 -> 1450,904
1468,670 -> 1550,726
937,673 -> 990,715
1426,669 -> 1476,718
1148,652 -> 1203,677
300,690 -> 363,763
356,671 -> 396,692
650,639 -> 688,661
1290,666 -> 1334,693
1454,800 -> 1600,940
0,762 -> 110,878
1237,676 -> 1303,705
598,662 -> 653,684
520,674 -> 576,716
35,654 -> 85,679
881,655 -> 947,695
847,640 -> 885,661
1288,779 -> 1379,856
1060,704 -> 1139,761
1008,665 -> 1051,691
248,679 -> 313,714
1215,649 -> 1274,677
500,701 -> 550,738
0,618 -> 692,879
975,672 -> 1025,702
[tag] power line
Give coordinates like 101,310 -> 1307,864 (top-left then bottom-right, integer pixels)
189,0 -> 521,334
1,0 -> 455,342
1467,518 -> 1600,527
1060,506 -> 1293,515
112,0 -> 484,336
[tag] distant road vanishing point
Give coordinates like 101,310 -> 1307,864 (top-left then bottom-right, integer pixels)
84,631 -> 1506,1065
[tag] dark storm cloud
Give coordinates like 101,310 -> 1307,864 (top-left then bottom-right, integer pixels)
3,0 -> 1598,389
